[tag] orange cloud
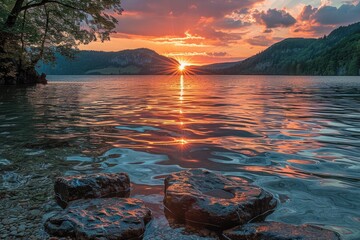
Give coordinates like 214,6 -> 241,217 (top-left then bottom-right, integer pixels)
79,0 -> 359,65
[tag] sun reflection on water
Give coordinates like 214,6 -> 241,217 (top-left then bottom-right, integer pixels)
1,75 -> 360,238
177,75 -> 188,147
179,75 -> 184,101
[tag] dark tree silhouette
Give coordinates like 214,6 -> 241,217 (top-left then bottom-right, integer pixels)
0,0 -> 123,85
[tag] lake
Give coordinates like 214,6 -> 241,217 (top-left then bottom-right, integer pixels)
0,75 -> 359,239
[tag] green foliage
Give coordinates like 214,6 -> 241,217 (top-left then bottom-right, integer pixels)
1,0 -> 123,73
0,1 -> 10,22
202,22 -> 360,76
302,32 -> 360,75
348,57 -> 358,75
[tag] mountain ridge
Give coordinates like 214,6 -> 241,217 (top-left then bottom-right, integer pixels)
193,22 -> 360,76
39,22 -> 360,76
38,48 -> 179,75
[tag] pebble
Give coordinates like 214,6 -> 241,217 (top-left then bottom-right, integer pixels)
2,218 -> 15,225
30,209 -> 41,216
27,223 -> 34,228
0,169 -> 57,239
18,224 -> 26,231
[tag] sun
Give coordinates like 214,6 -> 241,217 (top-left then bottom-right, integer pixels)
178,61 -> 190,72
179,63 -> 186,72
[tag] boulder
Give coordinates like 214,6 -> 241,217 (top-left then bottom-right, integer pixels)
45,198 -> 152,239
163,169 -> 277,230
222,222 -> 341,240
55,173 -> 130,208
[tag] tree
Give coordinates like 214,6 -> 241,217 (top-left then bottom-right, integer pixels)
348,57 -> 359,75
0,0 -> 123,85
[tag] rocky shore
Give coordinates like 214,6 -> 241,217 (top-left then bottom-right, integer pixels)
0,172 -> 60,239
38,169 -> 341,240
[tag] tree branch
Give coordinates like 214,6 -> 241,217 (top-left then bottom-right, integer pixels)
4,0 -> 26,29
32,5 -> 50,65
21,0 -> 83,12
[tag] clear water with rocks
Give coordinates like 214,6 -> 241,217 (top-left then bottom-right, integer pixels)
0,75 -> 359,239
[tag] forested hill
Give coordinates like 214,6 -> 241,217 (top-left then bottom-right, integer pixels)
38,48 -> 179,75
193,22 -> 360,76
38,23 -> 360,76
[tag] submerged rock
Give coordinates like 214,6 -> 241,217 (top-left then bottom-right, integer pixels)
163,169 -> 277,230
45,198 -> 151,239
55,173 -> 130,208
222,222 -> 341,240
143,215 -> 220,240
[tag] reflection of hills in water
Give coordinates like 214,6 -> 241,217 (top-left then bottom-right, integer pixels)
0,75 -> 359,238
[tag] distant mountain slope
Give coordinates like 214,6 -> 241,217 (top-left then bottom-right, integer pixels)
193,22 -> 360,76
39,23 -> 360,76
38,48 -> 179,75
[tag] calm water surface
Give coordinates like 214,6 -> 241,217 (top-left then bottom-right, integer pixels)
0,75 -> 359,239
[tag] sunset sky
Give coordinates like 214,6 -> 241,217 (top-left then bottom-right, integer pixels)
80,0 -> 360,65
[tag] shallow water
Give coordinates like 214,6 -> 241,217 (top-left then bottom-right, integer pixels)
0,75 -> 359,239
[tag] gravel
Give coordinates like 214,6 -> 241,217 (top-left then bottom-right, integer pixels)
0,172 -> 60,239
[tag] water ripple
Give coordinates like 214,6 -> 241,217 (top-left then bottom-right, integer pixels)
0,75 -> 359,239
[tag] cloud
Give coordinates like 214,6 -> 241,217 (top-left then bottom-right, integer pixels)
123,0 -> 261,18
299,5 -> 318,21
150,27 -> 242,47
245,35 -> 282,46
312,3 -> 360,25
294,3 -> 360,35
82,0 -> 360,65
214,18 -> 251,29
114,14 -> 195,37
263,29 -> 273,33
254,9 -> 297,28
293,25 -> 334,35
111,0 -> 261,46
153,31 -> 207,47
165,51 -> 228,57
298,3 -> 360,25
189,27 -> 242,46
206,52 -> 228,57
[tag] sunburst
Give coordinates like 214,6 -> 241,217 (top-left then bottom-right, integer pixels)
178,61 -> 190,73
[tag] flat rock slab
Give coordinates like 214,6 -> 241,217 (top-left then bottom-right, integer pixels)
45,198 -> 151,239
55,173 -> 130,208
164,169 -> 277,230
223,222 -> 341,240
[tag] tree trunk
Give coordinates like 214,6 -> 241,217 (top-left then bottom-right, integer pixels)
4,0 -> 26,29
0,34 -> 39,85
0,0 -> 41,85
